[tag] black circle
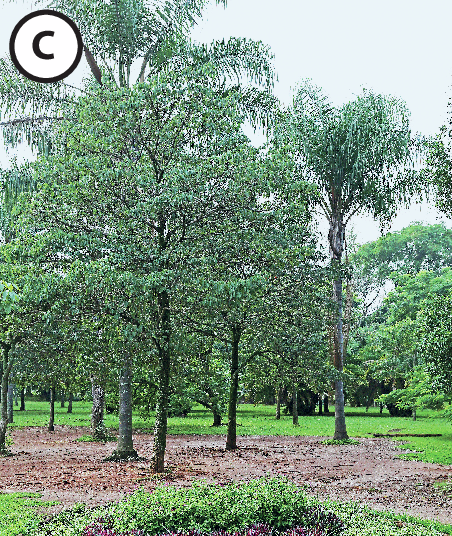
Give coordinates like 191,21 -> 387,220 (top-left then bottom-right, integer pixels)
9,9 -> 83,84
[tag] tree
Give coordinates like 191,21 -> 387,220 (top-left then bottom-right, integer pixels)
13,42 -> 275,470
272,82 -> 422,439
418,292 -> 452,401
351,222 -> 452,315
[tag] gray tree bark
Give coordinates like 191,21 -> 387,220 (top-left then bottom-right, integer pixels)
107,353 -> 138,461
7,384 -> 13,423
152,287 -> 170,472
329,214 -> 349,440
90,378 -> 106,440
226,327 -> 241,450
48,385 -> 55,432
0,345 -> 13,453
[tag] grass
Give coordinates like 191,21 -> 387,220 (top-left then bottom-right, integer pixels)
0,492 -> 59,536
7,399 -> 452,465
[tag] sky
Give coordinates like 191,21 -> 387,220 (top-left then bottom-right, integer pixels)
1,0 -> 452,245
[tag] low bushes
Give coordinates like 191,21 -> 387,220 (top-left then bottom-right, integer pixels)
27,477 -> 344,536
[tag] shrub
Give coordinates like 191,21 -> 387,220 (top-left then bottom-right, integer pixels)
110,477 -> 344,536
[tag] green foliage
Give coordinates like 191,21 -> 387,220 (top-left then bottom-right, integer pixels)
273,81 -> 422,228
14,477 -> 452,536
325,499 -> 452,536
111,477 -> 319,535
418,291 -> 452,395
351,223 -> 452,304
0,492 -> 59,536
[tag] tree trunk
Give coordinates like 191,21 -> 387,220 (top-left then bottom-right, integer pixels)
0,345 -> 13,453
13,385 -> 18,407
380,402 -> 383,414
318,393 -> 323,415
19,387 -> 25,411
48,385 -> 55,432
226,327 -> 241,450
275,386 -> 281,420
91,378 -> 106,440
323,394 -> 330,413
412,408 -> 416,421
107,353 -> 138,461
212,411 -> 222,426
60,390 -> 65,408
7,384 -> 13,423
292,382 -> 299,426
67,392 -> 73,413
329,214 -> 349,440
151,287 -> 171,472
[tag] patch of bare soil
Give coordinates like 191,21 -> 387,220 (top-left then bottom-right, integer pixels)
1,426 -> 452,526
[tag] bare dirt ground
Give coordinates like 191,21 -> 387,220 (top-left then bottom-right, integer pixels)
1,426 -> 452,526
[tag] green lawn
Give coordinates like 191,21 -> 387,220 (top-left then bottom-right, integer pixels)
0,492 -> 59,536
7,399 -> 452,465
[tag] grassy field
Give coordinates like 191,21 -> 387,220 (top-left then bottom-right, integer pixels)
7,399 -> 452,465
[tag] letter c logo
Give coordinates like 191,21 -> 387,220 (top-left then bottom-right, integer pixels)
10,10 -> 83,83
32,31 -> 55,60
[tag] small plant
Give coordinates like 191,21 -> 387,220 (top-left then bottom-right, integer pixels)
84,516 -> 144,536
77,434 -> 116,443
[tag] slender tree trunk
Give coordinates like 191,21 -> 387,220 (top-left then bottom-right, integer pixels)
91,378 -> 106,440
324,394 -> 330,413
318,393 -> 323,415
275,386 -> 281,420
380,402 -> 383,414
67,392 -> 73,413
292,382 -> 299,426
107,353 -> 138,461
60,390 -> 65,408
19,387 -> 25,411
152,287 -> 171,472
412,408 -> 416,421
13,385 -> 18,407
7,384 -> 13,423
48,385 -> 55,432
329,214 -> 349,440
0,345 -> 13,453
226,327 -> 241,450
212,411 -> 222,426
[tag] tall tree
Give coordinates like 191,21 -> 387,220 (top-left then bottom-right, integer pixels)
13,45 -> 275,471
272,82 -> 422,439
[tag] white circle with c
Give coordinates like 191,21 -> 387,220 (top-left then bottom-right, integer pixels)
10,10 -> 83,83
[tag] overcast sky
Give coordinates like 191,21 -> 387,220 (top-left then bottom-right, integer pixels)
1,0 -> 452,245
